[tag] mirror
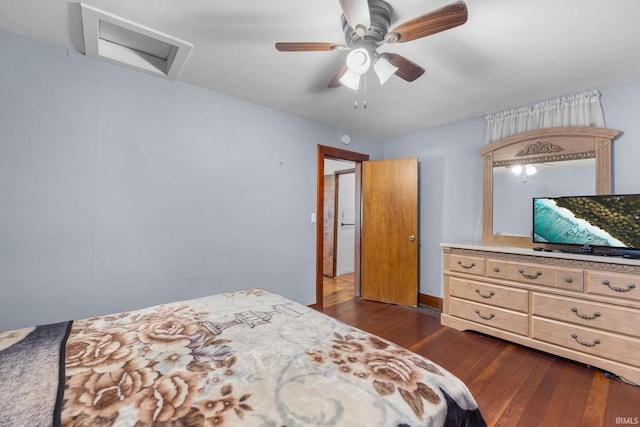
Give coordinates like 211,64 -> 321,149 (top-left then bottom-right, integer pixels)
478,127 -> 619,247
492,159 -> 595,237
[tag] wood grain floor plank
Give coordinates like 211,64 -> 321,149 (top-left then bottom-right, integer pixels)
536,361 -> 594,427
491,352 -> 554,427
581,372 -> 610,427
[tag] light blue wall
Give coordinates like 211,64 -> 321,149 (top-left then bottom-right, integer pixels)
0,30 -> 383,330
600,79 -> 640,194
383,79 -> 640,298
2,27 -> 639,329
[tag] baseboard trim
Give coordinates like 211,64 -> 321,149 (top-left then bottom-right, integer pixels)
311,293 -> 442,310
419,293 -> 443,310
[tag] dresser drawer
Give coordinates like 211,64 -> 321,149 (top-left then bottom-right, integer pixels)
485,259 -> 508,279
449,277 -> 528,312
506,262 -> 555,287
531,293 -> 640,338
586,271 -> 640,301
555,267 -> 584,292
449,297 -> 528,336
531,317 -> 640,367
448,254 -> 485,276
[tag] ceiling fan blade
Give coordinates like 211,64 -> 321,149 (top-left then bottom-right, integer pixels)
327,65 -> 348,88
275,42 -> 345,52
386,53 -> 425,82
338,0 -> 371,35
385,1 -> 468,43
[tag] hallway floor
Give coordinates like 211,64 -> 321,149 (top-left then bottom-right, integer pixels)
322,272 -> 354,307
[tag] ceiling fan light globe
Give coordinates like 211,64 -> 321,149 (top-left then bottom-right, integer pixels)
339,70 -> 361,90
373,56 -> 398,85
345,47 -> 371,75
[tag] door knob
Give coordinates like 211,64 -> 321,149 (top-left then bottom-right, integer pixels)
409,235 -> 416,242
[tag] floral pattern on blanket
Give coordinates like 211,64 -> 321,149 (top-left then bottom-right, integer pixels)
62,300 -> 252,426
58,289 -> 485,426
307,332 -> 444,420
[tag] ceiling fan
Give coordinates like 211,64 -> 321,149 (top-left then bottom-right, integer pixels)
275,0 -> 468,90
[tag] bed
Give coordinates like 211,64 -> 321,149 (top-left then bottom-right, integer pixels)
0,289 -> 486,426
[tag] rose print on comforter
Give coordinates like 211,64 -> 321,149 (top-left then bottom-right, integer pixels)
52,289 -> 485,426
62,302 -> 252,426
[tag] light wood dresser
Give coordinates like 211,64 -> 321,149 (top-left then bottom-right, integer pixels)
441,243 -> 640,384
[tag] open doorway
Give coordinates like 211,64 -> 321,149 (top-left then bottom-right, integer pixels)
316,146 -> 420,309
323,160 -> 356,307
315,145 -> 369,310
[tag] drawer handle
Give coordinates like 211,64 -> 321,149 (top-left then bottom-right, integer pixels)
494,267 -> 501,273
518,269 -> 542,280
601,279 -> 637,293
570,333 -> 601,347
457,260 -> 476,270
475,289 -> 495,299
570,307 -> 601,320
564,276 -> 573,283
475,309 -> 495,320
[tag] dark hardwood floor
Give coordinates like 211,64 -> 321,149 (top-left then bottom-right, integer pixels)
320,298 -> 640,427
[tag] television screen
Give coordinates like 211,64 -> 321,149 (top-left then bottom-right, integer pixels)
532,194 -> 640,250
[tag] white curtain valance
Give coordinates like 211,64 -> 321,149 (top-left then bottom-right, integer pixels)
485,90 -> 605,143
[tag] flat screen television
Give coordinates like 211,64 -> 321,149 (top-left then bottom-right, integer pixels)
532,194 -> 640,254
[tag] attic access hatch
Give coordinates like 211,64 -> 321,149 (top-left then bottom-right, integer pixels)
80,3 -> 192,80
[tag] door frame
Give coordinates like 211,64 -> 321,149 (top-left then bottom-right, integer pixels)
315,145 -> 369,309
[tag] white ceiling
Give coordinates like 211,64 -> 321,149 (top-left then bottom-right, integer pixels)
1,0 -> 640,140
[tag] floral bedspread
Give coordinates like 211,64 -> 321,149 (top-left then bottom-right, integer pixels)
3,289 -> 486,426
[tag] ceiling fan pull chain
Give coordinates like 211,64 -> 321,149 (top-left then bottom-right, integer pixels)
352,75 -> 368,109
353,97 -> 367,110
363,75 -> 367,108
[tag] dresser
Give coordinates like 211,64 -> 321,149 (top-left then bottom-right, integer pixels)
441,243 -> 640,384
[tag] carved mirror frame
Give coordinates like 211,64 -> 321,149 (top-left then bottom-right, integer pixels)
478,126 -> 620,247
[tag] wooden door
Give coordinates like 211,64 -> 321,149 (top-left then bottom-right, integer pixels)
361,158 -> 418,306
322,174 -> 337,277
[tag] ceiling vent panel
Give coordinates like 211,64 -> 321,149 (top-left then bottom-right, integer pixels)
80,3 -> 192,80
